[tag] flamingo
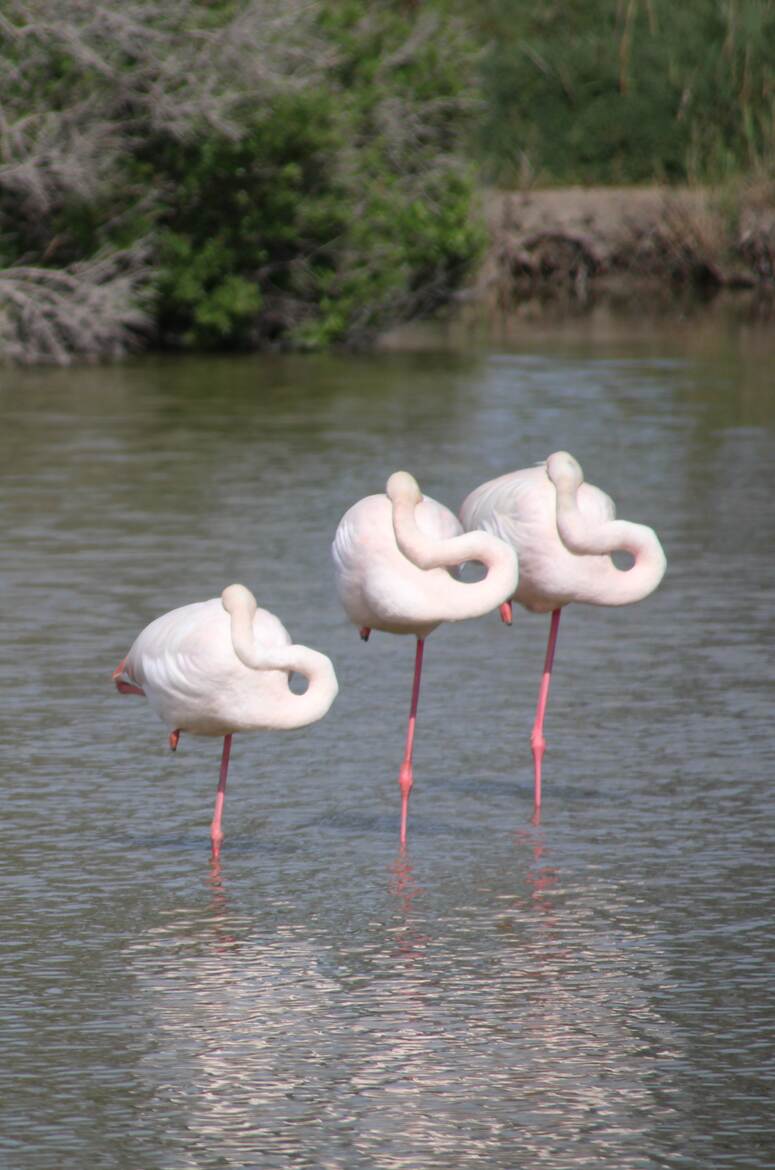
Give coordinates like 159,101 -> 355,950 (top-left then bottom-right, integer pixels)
460,451 -> 666,808
332,471 -> 519,845
113,583 -> 338,856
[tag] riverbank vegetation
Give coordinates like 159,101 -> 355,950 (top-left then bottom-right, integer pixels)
1,0 -> 774,364
473,0 -> 775,186
0,0 -> 482,362
467,0 -> 775,308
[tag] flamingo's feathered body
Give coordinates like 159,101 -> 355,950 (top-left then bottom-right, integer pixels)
333,491 -> 469,637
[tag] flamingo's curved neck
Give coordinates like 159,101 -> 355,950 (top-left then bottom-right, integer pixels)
226,591 -> 338,729
553,480 -> 666,606
390,494 -> 519,620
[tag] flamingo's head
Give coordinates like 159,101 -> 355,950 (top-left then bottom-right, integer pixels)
386,470 -> 423,506
546,451 -> 584,493
221,583 -> 258,617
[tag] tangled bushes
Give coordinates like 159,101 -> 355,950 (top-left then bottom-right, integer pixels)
0,1 -> 483,362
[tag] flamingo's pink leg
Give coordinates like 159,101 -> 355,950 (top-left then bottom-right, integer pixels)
169,729 -> 181,751
398,637 -> 424,847
112,659 -> 145,696
530,608 -> 561,809
499,600 -> 513,625
359,626 -> 371,641
210,734 -> 232,858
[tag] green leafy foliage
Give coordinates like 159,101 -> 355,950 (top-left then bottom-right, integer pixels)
145,93 -> 346,347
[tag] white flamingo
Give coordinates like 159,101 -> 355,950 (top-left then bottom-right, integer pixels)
113,584 -> 338,856
461,451 -> 666,807
333,471 -> 518,844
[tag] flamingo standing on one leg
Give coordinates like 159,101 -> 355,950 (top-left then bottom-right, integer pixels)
460,451 -> 666,809
113,584 -> 338,856
332,471 -> 518,845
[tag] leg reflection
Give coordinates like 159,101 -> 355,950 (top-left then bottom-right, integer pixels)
388,850 -> 429,964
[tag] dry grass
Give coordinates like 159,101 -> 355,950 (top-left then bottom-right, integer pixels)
480,185 -> 775,305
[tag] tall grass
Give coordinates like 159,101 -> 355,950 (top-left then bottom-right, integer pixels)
469,0 -> 775,186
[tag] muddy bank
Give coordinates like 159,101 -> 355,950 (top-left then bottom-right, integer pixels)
476,186 -> 775,307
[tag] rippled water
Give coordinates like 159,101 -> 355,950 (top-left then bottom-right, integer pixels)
1,314 -> 773,1169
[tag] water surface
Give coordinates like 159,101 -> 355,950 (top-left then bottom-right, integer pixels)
1,314 -> 773,1169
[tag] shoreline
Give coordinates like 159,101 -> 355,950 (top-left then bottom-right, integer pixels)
474,185 -> 775,307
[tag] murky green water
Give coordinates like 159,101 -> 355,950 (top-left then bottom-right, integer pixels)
1,310 -> 773,1169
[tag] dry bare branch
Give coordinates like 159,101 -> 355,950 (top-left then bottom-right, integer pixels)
0,0 -> 326,206
0,243 -> 154,364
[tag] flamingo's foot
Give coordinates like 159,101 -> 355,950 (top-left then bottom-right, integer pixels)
399,799 -> 409,847
169,729 -> 181,751
359,626 -> 371,642
113,659 -> 145,695
210,827 -> 224,859
530,730 -> 545,808
499,601 -> 513,625
398,760 -> 414,846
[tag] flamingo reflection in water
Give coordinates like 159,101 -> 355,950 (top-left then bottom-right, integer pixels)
388,852 -> 431,964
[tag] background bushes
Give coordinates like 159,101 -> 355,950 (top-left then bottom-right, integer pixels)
2,0 -> 773,362
0,0 -> 482,361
